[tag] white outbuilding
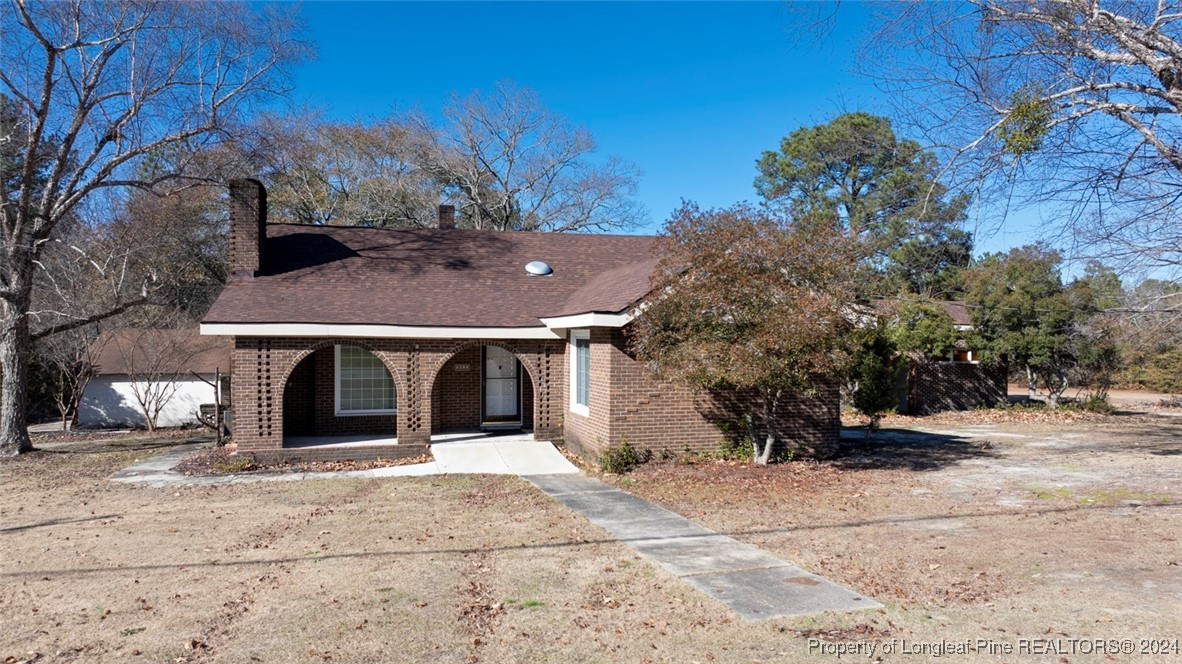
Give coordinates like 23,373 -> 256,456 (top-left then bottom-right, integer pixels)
77,329 -> 232,429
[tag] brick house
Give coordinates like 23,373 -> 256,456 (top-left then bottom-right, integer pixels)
200,179 -> 839,462
895,301 -> 1008,414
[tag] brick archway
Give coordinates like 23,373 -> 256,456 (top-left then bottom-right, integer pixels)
276,339 -> 408,445
424,340 -> 562,440
426,340 -> 541,392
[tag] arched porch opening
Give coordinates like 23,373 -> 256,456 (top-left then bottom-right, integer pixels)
280,343 -> 399,447
429,343 -> 536,437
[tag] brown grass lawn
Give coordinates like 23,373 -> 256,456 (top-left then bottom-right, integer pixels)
1,441 -> 780,664
2,416 -> 1181,663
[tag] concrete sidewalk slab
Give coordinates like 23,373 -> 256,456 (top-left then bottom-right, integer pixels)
428,438 -> 580,475
111,439 -> 577,487
432,441 -> 508,473
108,443 -> 206,484
628,534 -> 788,576
524,472 -> 880,622
492,439 -> 580,474
681,567 -> 879,620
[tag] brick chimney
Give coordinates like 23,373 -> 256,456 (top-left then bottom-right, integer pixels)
228,178 -> 267,279
437,204 -> 455,230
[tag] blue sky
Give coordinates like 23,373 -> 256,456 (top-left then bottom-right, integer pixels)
291,1 -> 1040,254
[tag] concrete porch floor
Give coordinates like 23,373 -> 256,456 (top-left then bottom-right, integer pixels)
283,430 -> 534,449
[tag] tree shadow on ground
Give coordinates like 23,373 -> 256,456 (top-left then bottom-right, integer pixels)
30,435 -> 211,455
833,427 -> 1001,472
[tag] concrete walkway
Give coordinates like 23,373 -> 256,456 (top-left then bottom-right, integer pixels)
523,473 -> 881,621
110,437 -> 579,487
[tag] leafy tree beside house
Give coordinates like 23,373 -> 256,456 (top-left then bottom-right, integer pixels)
629,203 -> 862,464
845,322 -> 899,441
755,112 -> 971,287
845,298 -> 963,432
888,299 -> 959,360
963,245 -> 1109,408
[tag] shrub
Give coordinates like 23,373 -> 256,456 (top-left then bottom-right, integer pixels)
1071,396 -> 1114,414
712,436 -> 754,462
598,439 -> 650,474
212,454 -> 258,473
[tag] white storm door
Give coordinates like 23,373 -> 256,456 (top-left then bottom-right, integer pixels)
482,346 -> 520,422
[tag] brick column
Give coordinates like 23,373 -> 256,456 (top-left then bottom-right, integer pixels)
397,346 -> 429,446
232,337 -> 283,452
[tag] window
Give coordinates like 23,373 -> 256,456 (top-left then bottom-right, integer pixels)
569,330 -> 590,416
335,345 -> 396,415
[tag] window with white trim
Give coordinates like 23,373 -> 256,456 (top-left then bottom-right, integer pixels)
335,345 -> 396,415
939,349 -> 978,364
569,330 -> 590,416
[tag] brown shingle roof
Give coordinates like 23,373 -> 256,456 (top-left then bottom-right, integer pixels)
90,329 -> 232,376
868,298 -> 974,327
941,300 -> 972,327
203,225 -> 658,328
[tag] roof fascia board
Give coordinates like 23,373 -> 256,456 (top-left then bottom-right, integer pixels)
200,323 -> 562,340
539,312 -> 633,330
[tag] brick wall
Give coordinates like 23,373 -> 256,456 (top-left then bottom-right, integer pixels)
282,354 -> 315,436
562,327 -> 840,459
907,360 -> 1007,414
231,331 -> 837,462
431,348 -> 537,431
562,328 -> 611,455
432,347 -> 482,431
230,336 -> 565,459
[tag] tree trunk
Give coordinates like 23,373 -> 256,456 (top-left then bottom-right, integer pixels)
1046,373 -> 1068,409
907,358 -> 920,413
744,412 -> 764,464
1026,364 -> 1037,400
756,429 -> 774,465
1,294 -> 34,456
753,388 -> 780,465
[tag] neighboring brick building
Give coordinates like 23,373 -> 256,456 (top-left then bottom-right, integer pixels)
893,301 -> 1008,414
201,179 -> 839,462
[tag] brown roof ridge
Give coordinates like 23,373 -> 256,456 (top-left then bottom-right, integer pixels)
263,222 -> 659,241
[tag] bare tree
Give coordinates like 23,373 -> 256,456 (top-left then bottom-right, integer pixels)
863,0 -> 1182,283
257,112 -> 445,228
1,1 -> 306,455
108,325 -> 217,433
413,82 -> 645,232
34,326 -> 101,430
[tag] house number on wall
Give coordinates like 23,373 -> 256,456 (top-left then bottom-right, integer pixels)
453,363 -> 471,372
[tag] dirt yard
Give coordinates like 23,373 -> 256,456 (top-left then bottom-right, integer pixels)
2,416 -> 1181,663
620,414 -> 1182,662
1,438 -> 783,663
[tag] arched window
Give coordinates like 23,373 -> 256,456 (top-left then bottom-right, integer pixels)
335,345 -> 396,415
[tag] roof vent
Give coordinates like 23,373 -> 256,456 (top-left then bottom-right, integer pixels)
525,260 -> 553,276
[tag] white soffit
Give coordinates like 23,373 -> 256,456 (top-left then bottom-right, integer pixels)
200,323 -> 563,340
538,312 -> 633,330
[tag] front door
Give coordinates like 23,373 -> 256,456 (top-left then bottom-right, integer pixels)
482,346 -> 521,425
